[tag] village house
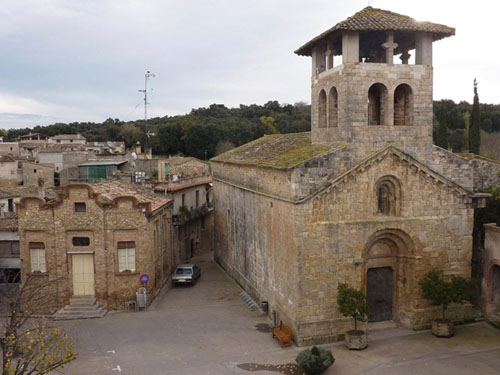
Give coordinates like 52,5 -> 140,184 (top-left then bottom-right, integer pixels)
482,223 -> 500,322
48,133 -> 86,145
16,179 -> 173,316
211,7 -> 500,346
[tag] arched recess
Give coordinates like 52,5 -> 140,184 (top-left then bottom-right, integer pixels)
364,229 -> 416,323
394,84 -> 413,125
488,263 -> 500,304
375,175 -> 401,216
318,90 -> 327,128
368,83 -> 388,125
328,87 -> 338,127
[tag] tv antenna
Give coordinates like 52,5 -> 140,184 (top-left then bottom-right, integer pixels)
138,70 -> 155,121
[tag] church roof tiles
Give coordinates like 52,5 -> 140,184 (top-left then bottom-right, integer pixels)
211,132 -> 340,170
295,7 -> 455,56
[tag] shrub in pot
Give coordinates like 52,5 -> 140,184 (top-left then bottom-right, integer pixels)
296,346 -> 334,375
419,270 -> 475,337
337,283 -> 370,350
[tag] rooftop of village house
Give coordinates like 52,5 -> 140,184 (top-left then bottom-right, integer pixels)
51,133 -> 86,140
211,132 -> 341,170
39,144 -> 87,153
0,186 -> 40,199
295,6 -> 455,56
0,218 -> 18,232
90,179 -> 172,212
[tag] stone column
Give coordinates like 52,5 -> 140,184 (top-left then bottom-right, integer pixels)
342,31 -> 359,63
416,32 -> 433,66
400,50 -> 411,64
382,32 -> 398,65
326,40 -> 334,69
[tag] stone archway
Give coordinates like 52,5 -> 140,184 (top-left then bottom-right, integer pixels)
364,229 -> 415,323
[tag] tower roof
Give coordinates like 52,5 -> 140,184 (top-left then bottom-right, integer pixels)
295,7 -> 455,56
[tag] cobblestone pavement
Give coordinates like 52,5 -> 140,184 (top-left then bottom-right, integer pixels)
58,252 -> 500,374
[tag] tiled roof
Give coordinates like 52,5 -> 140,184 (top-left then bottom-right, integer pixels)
211,132 -> 339,170
0,218 -> 18,231
39,144 -> 86,153
0,186 -> 39,199
51,134 -> 86,140
91,179 -> 172,212
295,7 -> 455,56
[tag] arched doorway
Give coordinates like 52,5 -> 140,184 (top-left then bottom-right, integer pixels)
490,265 -> 500,304
364,229 -> 415,323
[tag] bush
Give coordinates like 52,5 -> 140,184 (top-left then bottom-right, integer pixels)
419,270 -> 475,320
296,346 -> 334,375
337,283 -> 369,331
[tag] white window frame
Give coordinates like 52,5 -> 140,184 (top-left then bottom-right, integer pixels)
30,248 -> 46,273
118,247 -> 136,272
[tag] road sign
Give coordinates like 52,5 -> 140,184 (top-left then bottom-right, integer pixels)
140,274 -> 149,284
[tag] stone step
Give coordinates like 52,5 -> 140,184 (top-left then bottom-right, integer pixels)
53,307 -> 107,321
239,291 -> 260,311
69,297 -> 96,305
61,304 -> 100,312
52,297 -> 107,321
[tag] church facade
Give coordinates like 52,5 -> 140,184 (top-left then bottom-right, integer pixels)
211,7 -> 497,346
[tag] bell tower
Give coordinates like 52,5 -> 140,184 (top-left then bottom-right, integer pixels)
295,7 -> 455,161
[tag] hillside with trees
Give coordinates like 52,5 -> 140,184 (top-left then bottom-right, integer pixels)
4,99 -> 500,160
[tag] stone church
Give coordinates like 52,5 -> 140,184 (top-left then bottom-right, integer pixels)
212,7 -> 499,346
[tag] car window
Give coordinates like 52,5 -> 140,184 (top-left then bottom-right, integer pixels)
176,268 -> 193,275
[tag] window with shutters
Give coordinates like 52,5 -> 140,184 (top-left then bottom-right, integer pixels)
117,241 -> 136,272
29,242 -> 46,273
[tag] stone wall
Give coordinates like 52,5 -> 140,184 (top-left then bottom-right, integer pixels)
482,224 -> 500,321
213,179 -> 300,331
17,184 -> 172,311
213,148 -> 474,346
311,63 -> 434,163
469,157 -> 500,190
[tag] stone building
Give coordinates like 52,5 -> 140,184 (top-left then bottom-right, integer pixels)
482,223 -> 500,323
17,180 -> 173,312
212,7 -> 495,346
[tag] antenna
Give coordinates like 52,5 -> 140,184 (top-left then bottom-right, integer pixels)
138,70 -> 155,121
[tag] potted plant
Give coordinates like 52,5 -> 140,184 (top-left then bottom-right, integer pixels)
419,270 -> 475,337
337,283 -> 370,350
296,346 -> 334,375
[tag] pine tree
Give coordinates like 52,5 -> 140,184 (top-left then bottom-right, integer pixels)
437,103 -> 448,149
469,79 -> 481,154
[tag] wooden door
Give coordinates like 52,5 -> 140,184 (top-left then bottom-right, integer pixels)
72,254 -> 95,296
367,267 -> 393,322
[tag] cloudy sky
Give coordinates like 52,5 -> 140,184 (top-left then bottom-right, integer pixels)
0,0 -> 498,129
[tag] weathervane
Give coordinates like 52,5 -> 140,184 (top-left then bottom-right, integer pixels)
138,70 -> 155,121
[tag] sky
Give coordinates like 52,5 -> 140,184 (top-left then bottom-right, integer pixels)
0,0 -> 498,129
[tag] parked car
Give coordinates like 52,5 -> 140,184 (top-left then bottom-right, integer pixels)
172,264 -> 201,286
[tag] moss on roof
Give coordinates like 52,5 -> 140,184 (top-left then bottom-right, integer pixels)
211,132 -> 339,169
295,7 -> 455,56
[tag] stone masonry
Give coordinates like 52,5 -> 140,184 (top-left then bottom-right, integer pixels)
17,181 -> 172,311
212,7 -> 487,346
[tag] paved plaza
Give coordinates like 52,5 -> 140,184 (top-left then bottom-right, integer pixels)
58,252 -> 500,374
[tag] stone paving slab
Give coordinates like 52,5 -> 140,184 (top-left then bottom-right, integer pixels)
57,252 -> 500,374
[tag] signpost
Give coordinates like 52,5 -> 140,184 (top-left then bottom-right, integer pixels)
140,274 -> 149,287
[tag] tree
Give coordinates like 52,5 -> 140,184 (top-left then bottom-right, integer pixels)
336,283 -> 369,331
0,275 -> 76,374
419,270 -> 475,320
469,79 -> 481,154
437,103 -> 448,149
259,116 -> 279,135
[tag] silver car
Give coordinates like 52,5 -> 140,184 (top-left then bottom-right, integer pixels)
172,264 -> 201,286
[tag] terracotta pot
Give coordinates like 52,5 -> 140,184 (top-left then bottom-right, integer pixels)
345,330 -> 368,350
431,319 -> 454,337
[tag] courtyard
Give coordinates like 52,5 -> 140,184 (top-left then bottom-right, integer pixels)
58,252 -> 500,374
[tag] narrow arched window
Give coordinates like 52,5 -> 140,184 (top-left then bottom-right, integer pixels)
375,176 -> 401,216
318,90 -> 327,128
394,84 -> 413,125
328,87 -> 338,127
368,83 -> 388,125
